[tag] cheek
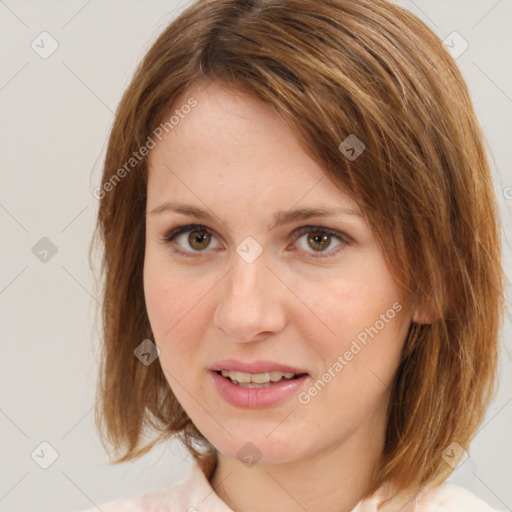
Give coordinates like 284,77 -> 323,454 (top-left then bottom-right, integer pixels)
296,255 -> 407,381
308,305 -> 407,427
143,258 -> 171,338
143,250 -> 190,341
291,258 -> 401,340
143,249 -> 215,367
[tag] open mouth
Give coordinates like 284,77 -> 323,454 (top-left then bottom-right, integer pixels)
215,370 -> 308,388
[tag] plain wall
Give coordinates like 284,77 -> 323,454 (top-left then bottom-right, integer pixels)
1,1 -> 511,511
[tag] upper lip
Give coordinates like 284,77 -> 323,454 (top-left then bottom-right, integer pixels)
211,359 -> 309,375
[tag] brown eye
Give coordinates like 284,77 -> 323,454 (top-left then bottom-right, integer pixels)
163,224 -> 350,259
162,224 -> 221,256
292,226 -> 350,258
187,230 -> 211,251
306,232 -> 332,252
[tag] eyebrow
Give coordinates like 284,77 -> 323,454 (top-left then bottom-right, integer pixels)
147,201 -> 362,231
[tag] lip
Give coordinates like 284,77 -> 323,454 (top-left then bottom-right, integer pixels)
210,359 -> 309,375
210,370 -> 310,408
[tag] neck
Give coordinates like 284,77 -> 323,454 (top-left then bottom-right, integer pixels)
209,401 -> 388,512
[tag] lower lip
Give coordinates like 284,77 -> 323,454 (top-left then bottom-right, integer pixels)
210,370 -> 309,408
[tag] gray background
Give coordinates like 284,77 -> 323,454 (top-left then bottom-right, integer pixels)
0,1 -> 511,511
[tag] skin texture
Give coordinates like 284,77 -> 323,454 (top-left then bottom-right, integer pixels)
143,81 -> 421,512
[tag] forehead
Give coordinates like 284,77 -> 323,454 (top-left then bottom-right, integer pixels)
146,81 -> 361,217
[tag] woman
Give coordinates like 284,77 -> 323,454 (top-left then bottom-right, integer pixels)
86,0 -> 506,510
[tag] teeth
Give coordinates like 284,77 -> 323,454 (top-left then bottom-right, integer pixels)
236,382 -> 273,388
220,370 -> 297,384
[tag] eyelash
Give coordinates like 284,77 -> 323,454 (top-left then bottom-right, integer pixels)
160,224 -> 352,259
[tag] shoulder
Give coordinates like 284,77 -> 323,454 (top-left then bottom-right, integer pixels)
76,461 -> 232,512
413,482 -> 506,512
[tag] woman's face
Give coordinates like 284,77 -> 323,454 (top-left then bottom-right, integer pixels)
144,81 -> 412,466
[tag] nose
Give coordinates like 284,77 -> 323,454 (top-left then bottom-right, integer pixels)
213,249 -> 287,343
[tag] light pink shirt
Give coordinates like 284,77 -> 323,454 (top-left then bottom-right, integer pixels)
79,461 -> 505,511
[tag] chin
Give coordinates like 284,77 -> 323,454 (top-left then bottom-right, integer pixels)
209,429 -> 305,467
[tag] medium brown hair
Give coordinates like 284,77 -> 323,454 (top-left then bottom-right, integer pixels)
89,0 -> 505,507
